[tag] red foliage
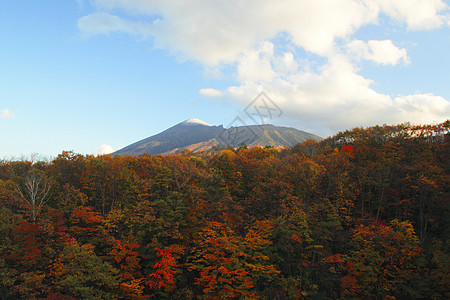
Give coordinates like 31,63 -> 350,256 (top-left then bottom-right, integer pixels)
320,254 -> 345,264
12,221 -> 42,268
291,233 -> 303,244
45,293 -> 76,300
147,247 -> 179,292
110,240 -> 147,297
341,145 -> 355,158
68,206 -> 102,237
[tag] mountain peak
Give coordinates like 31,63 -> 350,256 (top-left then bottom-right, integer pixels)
113,119 -> 322,156
180,118 -> 211,126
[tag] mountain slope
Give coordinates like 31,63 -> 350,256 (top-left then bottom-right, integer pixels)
113,119 -> 224,156
215,124 -> 322,149
113,119 -> 322,156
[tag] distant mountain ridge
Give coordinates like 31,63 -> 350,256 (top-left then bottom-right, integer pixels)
113,119 -> 322,156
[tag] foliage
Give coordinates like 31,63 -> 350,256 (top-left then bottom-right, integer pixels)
0,121 -> 448,298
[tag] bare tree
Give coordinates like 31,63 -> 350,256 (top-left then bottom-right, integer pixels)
18,169 -> 51,222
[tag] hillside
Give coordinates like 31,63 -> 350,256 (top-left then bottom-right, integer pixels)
114,119 -> 322,156
0,121 -> 448,299
113,119 -> 224,156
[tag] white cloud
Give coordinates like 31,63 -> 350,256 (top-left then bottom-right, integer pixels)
93,144 -> 116,155
367,40 -> 409,65
0,109 -> 14,119
237,42 -> 276,83
347,39 -> 409,65
374,0 -> 448,30
80,0 -> 385,64
79,0 -> 450,133
273,52 -> 299,74
79,0 -> 449,64
392,93 -> 450,124
225,53 -> 449,131
199,88 -> 223,97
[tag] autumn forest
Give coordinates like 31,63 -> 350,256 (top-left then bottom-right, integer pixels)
0,121 -> 449,299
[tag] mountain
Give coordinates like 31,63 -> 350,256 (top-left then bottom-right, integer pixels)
113,119 -> 224,156
113,119 -> 322,156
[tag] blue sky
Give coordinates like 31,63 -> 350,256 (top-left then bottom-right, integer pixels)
1,0 -> 449,158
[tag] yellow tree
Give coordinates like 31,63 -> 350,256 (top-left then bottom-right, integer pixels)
187,220 -> 279,299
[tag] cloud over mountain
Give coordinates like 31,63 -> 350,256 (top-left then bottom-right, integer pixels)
94,144 -> 116,155
78,0 -> 450,134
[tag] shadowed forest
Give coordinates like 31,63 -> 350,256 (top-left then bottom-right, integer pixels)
0,121 -> 448,299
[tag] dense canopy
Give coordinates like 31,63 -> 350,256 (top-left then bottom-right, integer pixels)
0,121 -> 448,299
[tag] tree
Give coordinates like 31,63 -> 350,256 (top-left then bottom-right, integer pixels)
0,207 -> 22,299
187,221 -> 279,299
9,221 -> 49,298
17,169 -> 52,223
147,247 -> 180,295
344,219 -> 421,298
68,207 -> 102,246
109,240 -> 146,298
50,241 -> 119,299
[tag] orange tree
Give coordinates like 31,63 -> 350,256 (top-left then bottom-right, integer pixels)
344,219 -> 421,298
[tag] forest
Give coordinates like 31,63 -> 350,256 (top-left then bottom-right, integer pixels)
0,121 -> 448,299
